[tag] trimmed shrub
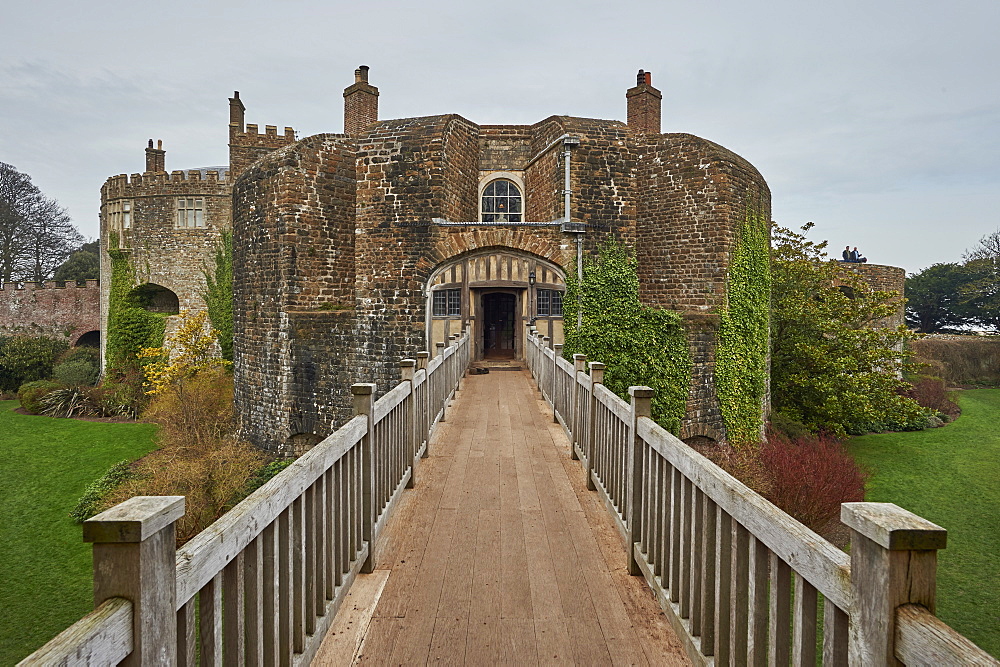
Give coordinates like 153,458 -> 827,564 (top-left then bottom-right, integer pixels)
902,375 -> 960,420
70,460 -> 135,522
17,380 -> 63,414
53,359 -> 100,387
910,336 -> 1000,386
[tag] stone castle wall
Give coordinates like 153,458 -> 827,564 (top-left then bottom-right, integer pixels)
840,263 -> 906,328
0,280 -> 99,343
233,134 -> 358,452
232,110 -> 770,452
99,170 -> 231,365
634,133 -> 771,442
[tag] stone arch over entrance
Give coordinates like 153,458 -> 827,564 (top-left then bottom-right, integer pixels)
130,283 -> 180,314
426,247 -> 567,361
423,229 -> 569,272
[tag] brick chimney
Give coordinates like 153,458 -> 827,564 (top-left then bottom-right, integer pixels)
343,65 -> 379,136
228,90 -> 246,142
626,69 -> 662,135
145,139 -> 165,172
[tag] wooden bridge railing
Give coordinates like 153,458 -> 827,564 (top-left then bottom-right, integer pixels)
21,331 -> 471,666
526,330 -> 997,667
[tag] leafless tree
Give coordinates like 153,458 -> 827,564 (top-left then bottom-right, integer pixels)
0,161 -> 81,283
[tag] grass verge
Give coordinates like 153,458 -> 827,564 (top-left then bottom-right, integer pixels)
850,388 -> 1000,657
0,400 -> 156,664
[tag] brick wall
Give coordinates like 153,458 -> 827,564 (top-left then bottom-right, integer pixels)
634,132 -> 771,442
233,134 -> 358,453
0,280 -> 99,343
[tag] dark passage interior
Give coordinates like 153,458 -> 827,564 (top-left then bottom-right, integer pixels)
482,292 -> 516,359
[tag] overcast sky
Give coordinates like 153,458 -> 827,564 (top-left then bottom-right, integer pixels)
1,0 -> 997,274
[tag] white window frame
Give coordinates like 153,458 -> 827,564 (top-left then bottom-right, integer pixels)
176,197 -> 206,228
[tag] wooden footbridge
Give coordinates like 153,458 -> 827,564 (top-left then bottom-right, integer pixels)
24,332 -> 997,665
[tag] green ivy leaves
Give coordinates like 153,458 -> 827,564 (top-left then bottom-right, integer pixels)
716,204 -> 771,447
563,237 -> 691,434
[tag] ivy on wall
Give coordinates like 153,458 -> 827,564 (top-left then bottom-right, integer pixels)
563,237 -> 691,434
105,232 -> 168,373
714,202 -> 771,446
201,230 -> 233,361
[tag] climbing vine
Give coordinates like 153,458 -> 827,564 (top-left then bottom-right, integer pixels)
563,237 -> 691,434
715,202 -> 772,446
105,232 -> 168,373
201,230 -> 233,361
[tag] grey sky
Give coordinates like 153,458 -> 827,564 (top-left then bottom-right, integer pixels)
1,0 -> 997,274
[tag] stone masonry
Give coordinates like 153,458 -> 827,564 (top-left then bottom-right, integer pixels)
0,280 -> 99,344
231,68 -> 772,454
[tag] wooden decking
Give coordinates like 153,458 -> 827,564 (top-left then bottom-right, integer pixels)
314,367 -> 688,665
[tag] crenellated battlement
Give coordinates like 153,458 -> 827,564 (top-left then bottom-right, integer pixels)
237,124 -> 297,142
102,169 -> 231,198
0,279 -> 100,292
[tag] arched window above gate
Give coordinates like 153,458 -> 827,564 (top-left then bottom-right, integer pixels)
480,178 -> 523,223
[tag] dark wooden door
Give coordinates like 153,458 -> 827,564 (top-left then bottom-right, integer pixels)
483,292 -> 516,358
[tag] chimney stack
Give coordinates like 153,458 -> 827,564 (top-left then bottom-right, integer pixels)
344,65 -> 379,137
626,69 -> 662,135
145,139 -> 166,172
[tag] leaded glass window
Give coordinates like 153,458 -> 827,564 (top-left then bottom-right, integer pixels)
537,289 -> 564,317
481,179 -> 522,223
432,288 -> 461,317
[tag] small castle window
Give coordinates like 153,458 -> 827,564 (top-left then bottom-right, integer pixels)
107,199 -> 132,247
537,289 -> 563,317
481,179 -> 522,223
432,288 -> 461,317
176,198 -> 205,228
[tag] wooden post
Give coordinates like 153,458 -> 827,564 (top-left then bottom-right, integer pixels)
352,383 -> 376,573
552,343 -> 563,423
84,495 -> 185,666
417,351 -> 430,458
627,386 -> 654,575
435,343 -> 447,422
570,353 -> 587,461
401,359 -> 417,488
542,337 -> 551,401
842,502 -> 947,666
586,362 -> 605,492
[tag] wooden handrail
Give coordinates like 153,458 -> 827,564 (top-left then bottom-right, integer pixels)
525,332 -> 994,666
19,598 -> 133,666
31,330 -> 472,666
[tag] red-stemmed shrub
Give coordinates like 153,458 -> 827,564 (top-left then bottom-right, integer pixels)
758,430 -> 868,535
902,375 -> 959,420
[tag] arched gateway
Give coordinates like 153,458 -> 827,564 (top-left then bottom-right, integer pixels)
426,250 -> 566,361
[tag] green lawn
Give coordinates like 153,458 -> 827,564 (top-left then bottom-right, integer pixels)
0,400 -> 157,665
851,388 -> 1000,657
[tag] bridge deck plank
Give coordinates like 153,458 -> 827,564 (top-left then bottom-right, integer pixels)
316,369 -> 689,665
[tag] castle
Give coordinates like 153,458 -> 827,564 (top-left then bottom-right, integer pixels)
101,66 -> 774,453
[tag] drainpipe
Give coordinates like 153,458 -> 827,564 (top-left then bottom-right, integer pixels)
561,137 -> 583,328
